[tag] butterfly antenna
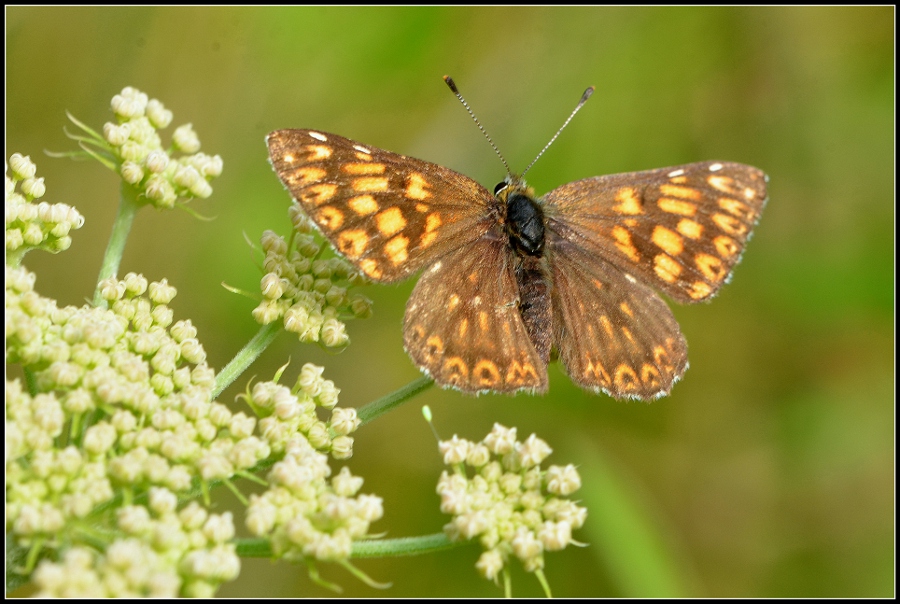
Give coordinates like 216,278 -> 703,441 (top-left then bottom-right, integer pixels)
443,75 -> 513,177
521,85 -> 595,178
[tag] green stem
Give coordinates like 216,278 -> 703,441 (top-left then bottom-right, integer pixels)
7,248 -> 25,268
350,533 -> 457,557
534,568 -> 552,598
23,367 -> 38,397
233,532 -> 459,559
93,182 -> 140,307
212,323 -> 281,399
357,376 -> 434,426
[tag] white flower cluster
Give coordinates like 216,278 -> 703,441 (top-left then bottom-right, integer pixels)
251,214 -> 373,347
5,267 -> 251,594
6,266 -> 282,493
6,154 -> 84,261
436,424 -> 587,583
101,86 -> 222,208
6,261 -> 377,592
240,362 -> 359,460
31,490 -> 238,597
245,435 -> 383,562
32,541 -> 181,597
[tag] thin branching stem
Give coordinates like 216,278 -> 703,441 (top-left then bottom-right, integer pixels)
93,182 -> 140,307
234,532 -> 459,560
212,323 -> 281,399
357,376 -> 434,426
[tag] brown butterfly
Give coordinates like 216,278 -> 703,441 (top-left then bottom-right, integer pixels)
267,79 -> 767,399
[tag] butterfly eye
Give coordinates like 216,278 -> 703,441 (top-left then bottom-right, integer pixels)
493,182 -> 508,196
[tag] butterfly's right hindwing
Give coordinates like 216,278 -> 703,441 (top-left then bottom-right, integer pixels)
403,234 -> 548,394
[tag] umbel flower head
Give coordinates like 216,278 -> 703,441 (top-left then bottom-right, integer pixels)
6,153 -> 84,264
70,86 -> 222,209
238,362 -> 361,460
251,205 -> 373,348
30,496 -> 239,598
245,436 -> 383,563
6,265 -> 377,595
436,424 -> 587,584
5,267 -> 246,595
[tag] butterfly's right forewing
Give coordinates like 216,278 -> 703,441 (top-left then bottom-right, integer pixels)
267,129 -> 499,283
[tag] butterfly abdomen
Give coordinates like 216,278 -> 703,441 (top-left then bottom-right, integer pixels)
516,255 -> 553,365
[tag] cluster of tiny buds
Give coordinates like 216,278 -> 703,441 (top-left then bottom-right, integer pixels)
6,153 -> 84,260
436,423 -> 587,582
7,261 -> 376,591
239,362 -> 358,460
251,221 -> 373,347
31,489 -> 238,597
6,266 -> 258,594
100,87 -> 222,208
7,265 -> 224,491
245,435 -> 383,563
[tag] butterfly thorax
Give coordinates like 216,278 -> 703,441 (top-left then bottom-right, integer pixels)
498,181 -> 546,257
494,179 -> 553,364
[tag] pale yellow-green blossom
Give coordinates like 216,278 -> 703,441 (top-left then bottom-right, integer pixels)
251,220 -> 373,348
99,86 -> 222,209
245,436 -> 383,562
6,154 -> 84,262
241,363 -> 360,460
5,267 -> 251,596
436,423 -> 587,583
31,492 -> 240,598
7,269 -> 370,595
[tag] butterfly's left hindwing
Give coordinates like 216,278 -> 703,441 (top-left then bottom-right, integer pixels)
267,129 -> 500,283
548,238 -> 688,399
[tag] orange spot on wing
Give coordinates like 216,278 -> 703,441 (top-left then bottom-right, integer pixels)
654,254 -> 682,283
658,198 -> 697,216
611,226 -> 640,262
301,183 -> 337,207
651,225 -> 684,256
676,218 -> 703,240
376,207 -> 407,237
353,176 -> 389,193
405,172 -> 432,200
613,187 -> 643,215
342,162 -> 386,175
384,235 -> 410,265
348,195 -> 379,215
660,184 -> 702,200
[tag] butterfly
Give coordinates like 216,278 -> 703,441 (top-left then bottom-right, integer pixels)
266,82 -> 767,400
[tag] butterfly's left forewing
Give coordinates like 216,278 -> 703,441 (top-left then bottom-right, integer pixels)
267,129 -> 499,283
544,161 -> 767,304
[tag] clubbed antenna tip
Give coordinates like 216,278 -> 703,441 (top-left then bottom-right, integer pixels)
443,75 -> 460,95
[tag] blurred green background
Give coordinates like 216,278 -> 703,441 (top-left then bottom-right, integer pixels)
6,6 -> 893,598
